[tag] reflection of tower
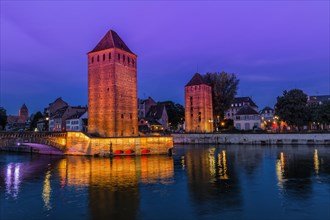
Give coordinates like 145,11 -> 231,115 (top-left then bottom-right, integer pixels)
18,104 -> 28,123
56,156 -> 174,219
185,147 -> 241,213
184,73 -> 213,132
88,30 -> 138,137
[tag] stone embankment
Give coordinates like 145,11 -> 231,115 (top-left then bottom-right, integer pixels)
172,133 -> 330,145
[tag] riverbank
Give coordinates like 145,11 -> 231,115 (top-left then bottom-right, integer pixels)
172,133 -> 330,145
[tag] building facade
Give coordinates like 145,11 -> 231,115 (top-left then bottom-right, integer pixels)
234,105 -> 260,130
49,106 -> 86,131
88,30 -> 138,137
225,97 -> 258,120
66,111 -> 88,132
184,73 -> 213,133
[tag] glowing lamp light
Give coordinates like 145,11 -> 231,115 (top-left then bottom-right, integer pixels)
141,149 -> 150,154
114,150 -> 123,155
125,149 -> 134,154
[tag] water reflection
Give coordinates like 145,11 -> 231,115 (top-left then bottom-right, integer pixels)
274,147 -> 330,200
5,163 -> 21,198
184,146 -> 242,216
0,146 -> 329,220
56,155 -> 174,219
42,169 -> 52,210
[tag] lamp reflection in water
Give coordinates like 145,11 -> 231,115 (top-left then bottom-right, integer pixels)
218,150 -> 229,180
5,163 -> 21,199
314,149 -> 319,175
276,152 -> 285,188
42,169 -> 52,210
208,148 -> 216,181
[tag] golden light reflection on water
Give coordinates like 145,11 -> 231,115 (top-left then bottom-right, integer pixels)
218,150 -> 229,180
208,148 -> 216,180
314,149 -> 319,175
57,155 -> 174,188
276,152 -> 285,188
42,170 -> 52,210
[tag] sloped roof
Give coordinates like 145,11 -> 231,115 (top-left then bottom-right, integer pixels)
185,73 -> 206,87
260,106 -> 274,114
236,105 -> 259,116
51,106 -> 68,118
49,97 -> 68,107
232,97 -> 258,108
66,111 -> 86,120
146,104 -> 165,120
89,30 -> 133,54
20,104 -> 28,110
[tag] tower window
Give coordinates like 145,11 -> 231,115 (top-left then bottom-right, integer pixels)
107,88 -> 109,92
109,52 -> 111,60
118,53 -> 120,60
97,55 -> 99,62
132,59 -> 135,65
128,57 -> 130,64
91,57 -> 94,63
130,113 -> 132,119
121,114 -> 124,119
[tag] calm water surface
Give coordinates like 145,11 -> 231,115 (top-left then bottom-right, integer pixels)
0,145 -> 329,220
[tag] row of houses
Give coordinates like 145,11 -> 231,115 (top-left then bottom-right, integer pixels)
37,98 -> 88,132
35,97 -> 169,133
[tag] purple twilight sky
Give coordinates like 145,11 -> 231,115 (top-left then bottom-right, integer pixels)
1,1 -> 329,115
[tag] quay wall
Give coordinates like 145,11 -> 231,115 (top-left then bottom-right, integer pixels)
66,132 -> 173,156
0,132 -> 173,156
172,133 -> 330,145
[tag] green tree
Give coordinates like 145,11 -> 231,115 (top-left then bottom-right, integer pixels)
0,107 -> 7,130
203,72 -> 239,126
275,89 -> 308,130
29,111 -> 43,131
158,101 -> 185,131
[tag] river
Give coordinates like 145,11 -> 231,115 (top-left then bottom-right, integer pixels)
0,145 -> 329,220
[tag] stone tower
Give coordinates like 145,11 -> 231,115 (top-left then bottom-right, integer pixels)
18,104 -> 28,123
184,73 -> 213,132
88,30 -> 138,137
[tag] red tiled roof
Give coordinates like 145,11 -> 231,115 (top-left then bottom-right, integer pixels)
89,30 -> 133,54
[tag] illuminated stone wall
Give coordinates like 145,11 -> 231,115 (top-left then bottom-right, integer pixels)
185,84 -> 213,132
66,132 -> 173,156
88,46 -> 138,137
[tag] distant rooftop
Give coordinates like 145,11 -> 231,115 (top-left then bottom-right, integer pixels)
89,30 -> 134,54
232,97 -> 258,108
236,105 -> 259,116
